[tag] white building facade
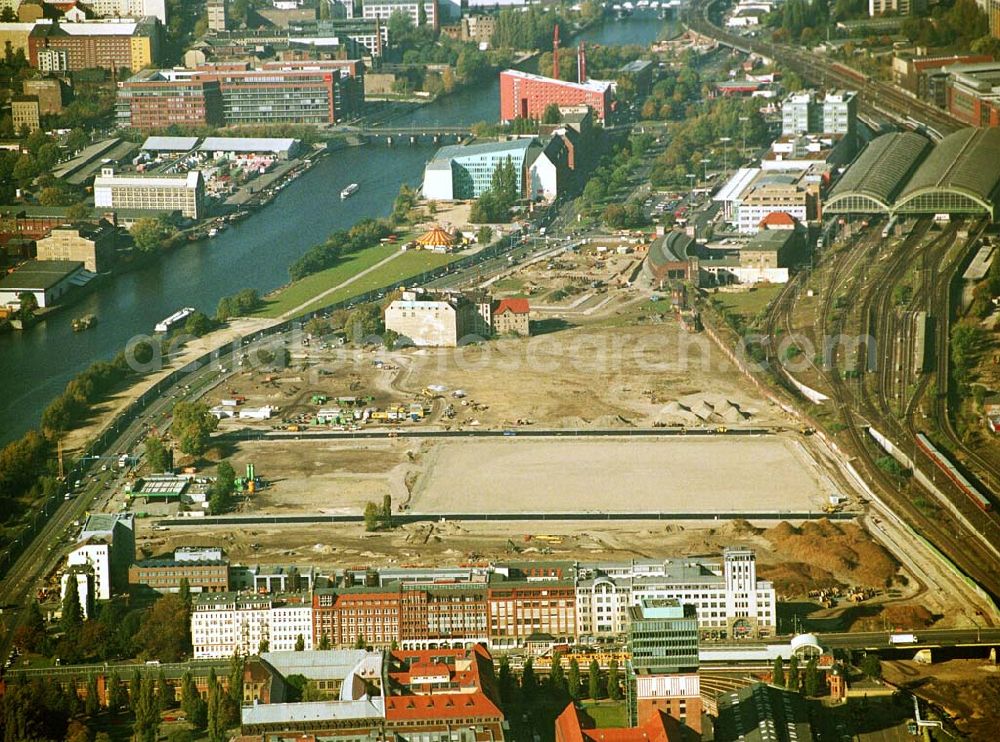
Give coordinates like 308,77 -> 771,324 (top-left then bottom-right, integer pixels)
191,593 -> 313,658
575,549 -> 776,640
94,167 -> 204,218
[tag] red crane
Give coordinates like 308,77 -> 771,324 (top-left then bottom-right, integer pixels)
552,24 -> 560,79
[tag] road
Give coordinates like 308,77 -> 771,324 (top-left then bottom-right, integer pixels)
153,510 -> 857,528
223,425 -> 775,441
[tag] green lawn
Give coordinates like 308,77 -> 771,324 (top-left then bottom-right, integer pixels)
581,700 -> 628,728
710,284 -> 784,320
296,249 -> 462,315
255,242 -> 399,318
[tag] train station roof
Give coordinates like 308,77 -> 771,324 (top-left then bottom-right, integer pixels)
894,127 -> 1000,218
825,131 -> 931,213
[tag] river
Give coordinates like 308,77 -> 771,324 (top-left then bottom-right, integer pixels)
0,13 -> 677,444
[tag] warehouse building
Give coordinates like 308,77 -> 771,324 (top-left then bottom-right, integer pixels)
0,259 -> 88,308
94,167 -> 204,219
129,557 -> 230,594
198,136 -> 301,160
36,221 -> 119,273
27,18 -> 161,72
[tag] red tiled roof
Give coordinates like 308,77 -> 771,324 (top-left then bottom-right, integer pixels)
555,704 -> 685,742
384,692 -> 504,721
495,298 -> 530,315
758,211 -> 797,227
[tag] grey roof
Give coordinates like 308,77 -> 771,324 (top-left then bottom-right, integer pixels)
827,131 -> 931,208
133,558 -> 228,568
241,698 -> 385,726
199,136 -> 300,153
430,137 -> 535,164
897,127 -> 1000,206
714,682 -> 813,742
260,649 -> 374,680
647,230 -> 695,266
142,136 -> 198,151
746,229 -> 797,253
0,260 -> 83,290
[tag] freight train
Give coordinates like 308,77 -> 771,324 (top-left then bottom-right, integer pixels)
915,433 -> 992,512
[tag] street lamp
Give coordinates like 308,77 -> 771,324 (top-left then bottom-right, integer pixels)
719,137 -> 732,177
700,158 -> 710,181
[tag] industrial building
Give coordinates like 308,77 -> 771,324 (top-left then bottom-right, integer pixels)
642,230 -> 698,287
35,221 -> 119,273
383,289 -> 529,346
22,77 -> 67,115
198,136 -> 301,160
94,167 -> 205,219
0,259 -> 89,308
891,52 -> 993,106
500,69 -> 612,123
713,683 -> 814,742
825,127 -> 1000,219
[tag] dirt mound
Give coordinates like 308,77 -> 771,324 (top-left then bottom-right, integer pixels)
884,661 -> 1000,740
848,603 -> 935,632
712,519 -> 762,539
763,519 -> 899,589
759,561 -> 841,595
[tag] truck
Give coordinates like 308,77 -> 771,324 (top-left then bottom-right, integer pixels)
889,633 -> 918,645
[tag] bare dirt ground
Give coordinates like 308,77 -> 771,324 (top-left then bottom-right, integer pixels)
409,438 -> 831,513
883,659 -> 1000,739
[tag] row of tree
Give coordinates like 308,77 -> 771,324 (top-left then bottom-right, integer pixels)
770,654 -> 829,696
216,287 -> 262,321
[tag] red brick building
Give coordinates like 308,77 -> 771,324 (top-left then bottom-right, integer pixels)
500,69 -> 612,123
486,578 -> 577,649
946,62 -> 1000,127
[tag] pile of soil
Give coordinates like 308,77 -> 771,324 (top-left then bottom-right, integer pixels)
762,519 -> 899,590
885,661 -> 1000,740
849,604 -> 935,632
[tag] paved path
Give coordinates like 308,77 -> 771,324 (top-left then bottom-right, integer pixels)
279,249 -> 404,319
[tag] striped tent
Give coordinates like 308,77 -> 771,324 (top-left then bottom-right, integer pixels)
415,226 -> 457,250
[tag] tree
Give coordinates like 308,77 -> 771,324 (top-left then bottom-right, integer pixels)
521,658 -> 537,697
382,494 -> 393,529
145,434 -> 169,472
772,656 -> 786,687
134,671 -> 160,742
295,634 -> 305,651
158,668 -> 175,711
166,729 -> 195,742
354,634 -> 367,649
209,460 -> 236,515
184,311 -> 212,337
542,103 -> 563,124
107,671 -> 124,713
207,668 -> 224,742
14,600 -> 46,653
588,659 -> 601,699
364,501 -> 382,532
498,655 -> 517,707
787,655 -> 800,693
17,291 -> 38,321
61,580 -> 85,635
179,577 -> 191,610
130,218 -> 165,253
258,639 -> 269,654
549,651 -> 566,694
476,225 -> 493,245
860,654 -> 882,681
181,671 -> 207,730
85,674 -> 102,716
346,304 -> 383,344
171,401 -> 218,458
804,657 -> 822,696
318,634 -> 331,650
567,658 -> 581,701
607,659 -> 620,700
137,594 -> 191,662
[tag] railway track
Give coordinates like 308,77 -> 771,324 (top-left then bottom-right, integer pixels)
765,218 -> 1000,600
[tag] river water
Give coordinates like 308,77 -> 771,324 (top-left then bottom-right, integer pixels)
0,14 -> 676,444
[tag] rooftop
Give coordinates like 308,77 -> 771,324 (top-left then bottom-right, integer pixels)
502,68 -> 612,94
0,260 -> 83,290
199,136 -> 299,153
430,137 -> 536,164
141,136 -> 199,151
241,698 -> 385,726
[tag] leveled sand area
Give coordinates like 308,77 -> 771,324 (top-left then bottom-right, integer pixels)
410,437 -> 831,513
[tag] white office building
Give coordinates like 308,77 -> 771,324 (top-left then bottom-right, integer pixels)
86,0 -> 168,23
191,593 -> 313,658
361,0 -> 437,29
94,167 -> 204,219
575,548 -> 776,640
65,513 -> 135,601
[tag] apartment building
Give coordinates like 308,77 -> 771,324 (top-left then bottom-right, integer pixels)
313,586 -> 405,648
780,89 -> 857,146
94,167 -> 204,219
87,0 -> 168,24
192,592 -> 313,658
487,573 -> 578,650
27,18 -> 161,72
11,95 -> 40,133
